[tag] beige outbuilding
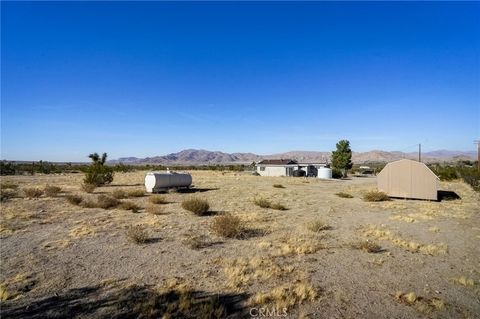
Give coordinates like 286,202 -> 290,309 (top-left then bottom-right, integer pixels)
377,159 -> 439,200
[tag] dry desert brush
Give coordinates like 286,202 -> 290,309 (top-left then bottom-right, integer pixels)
181,198 -> 210,215
351,240 -> 383,253
96,195 -> 120,209
363,191 -> 391,202
44,185 -> 62,197
127,189 -> 145,198
273,184 -> 285,189
81,183 -> 96,193
111,189 -> 127,199
336,192 -> 353,198
254,197 -> 286,210
307,220 -> 331,233
210,213 -> 244,238
127,226 -> 149,244
0,189 -> 17,202
23,187 -> 44,199
119,200 -> 141,212
66,194 -> 83,205
149,194 -> 168,204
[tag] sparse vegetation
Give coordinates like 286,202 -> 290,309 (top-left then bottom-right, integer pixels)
1,181 -> 18,190
66,194 -> 83,205
363,191 -> 391,202
149,195 -> 167,204
394,291 -> 446,314
145,205 -> 165,215
44,185 -> 61,197
119,201 -> 141,211
451,276 -> 475,287
210,213 -> 244,238
273,184 -> 285,188
23,187 -> 44,199
126,226 -> 149,244
127,189 -> 145,197
181,198 -> 210,215
96,195 -> 120,209
182,235 -> 211,249
336,192 -> 353,198
307,220 -> 331,233
351,240 -> 383,253
249,282 -> 317,310
1,189 -> 17,202
112,189 -> 127,199
81,183 -> 96,193
253,197 -> 286,210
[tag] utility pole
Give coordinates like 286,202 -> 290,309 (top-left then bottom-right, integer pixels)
475,140 -> 480,170
418,144 -> 421,162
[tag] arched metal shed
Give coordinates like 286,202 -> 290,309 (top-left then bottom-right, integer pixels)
377,159 -> 439,200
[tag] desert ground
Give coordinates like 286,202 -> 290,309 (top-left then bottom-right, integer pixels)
1,171 -> 479,318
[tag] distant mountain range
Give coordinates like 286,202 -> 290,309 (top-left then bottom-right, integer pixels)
109,149 -> 476,165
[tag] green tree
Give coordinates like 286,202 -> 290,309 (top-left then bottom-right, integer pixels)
84,152 -> 114,186
331,140 -> 353,178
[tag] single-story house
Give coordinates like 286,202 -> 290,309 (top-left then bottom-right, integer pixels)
377,159 -> 439,200
256,159 -> 327,177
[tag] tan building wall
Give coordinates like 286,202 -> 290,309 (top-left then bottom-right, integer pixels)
377,159 -> 438,200
257,166 -> 289,177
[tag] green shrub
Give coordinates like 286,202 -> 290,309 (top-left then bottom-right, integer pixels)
210,214 -> 243,238
181,198 -> 210,215
23,187 -> 44,199
363,191 -> 390,202
430,165 -> 458,181
336,192 -> 353,198
332,169 -> 343,179
149,195 -> 167,204
83,152 -> 114,186
44,185 -> 61,197
66,194 -> 83,205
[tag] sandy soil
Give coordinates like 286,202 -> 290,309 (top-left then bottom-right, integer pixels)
1,171 -> 479,318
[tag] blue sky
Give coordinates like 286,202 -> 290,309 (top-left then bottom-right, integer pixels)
1,2 -> 479,162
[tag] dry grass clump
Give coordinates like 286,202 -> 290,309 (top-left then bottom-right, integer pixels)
23,187 -> 44,199
361,225 -> 448,255
306,220 -> 331,233
66,194 -> 83,205
44,185 -> 62,197
119,200 -> 141,212
1,181 -> 18,190
149,195 -> 168,204
249,282 -> 317,310
1,189 -> 17,202
336,192 -> 353,198
182,235 -> 211,250
451,276 -> 475,287
273,184 -> 285,188
81,183 -> 96,193
363,191 -> 391,202
181,198 -> 210,215
351,240 -> 383,253
271,234 -> 324,256
111,189 -> 127,199
127,189 -> 145,197
210,213 -> 244,238
254,197 -> 287,210
96,195 -> 120,209
223,257 -> 295,288
126,226 -> 149,244
145,204 -> 165,215
394,291 -> 446,314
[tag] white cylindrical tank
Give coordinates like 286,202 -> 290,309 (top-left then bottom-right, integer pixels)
145,171 -> 192,192
317,167 -> 332,179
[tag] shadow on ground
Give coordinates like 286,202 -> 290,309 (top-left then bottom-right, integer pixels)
438,190 -> 461,201
176,187 -> 219,194
2,283 -> 250,319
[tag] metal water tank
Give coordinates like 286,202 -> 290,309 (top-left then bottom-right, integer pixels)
145,171 -> 192,192
317,167 -> 332,179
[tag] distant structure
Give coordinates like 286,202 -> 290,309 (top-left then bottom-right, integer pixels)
256,159 -> 327,177
377,159 -> 439,200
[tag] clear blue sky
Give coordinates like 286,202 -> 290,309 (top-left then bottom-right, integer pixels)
1,2 -> 479,162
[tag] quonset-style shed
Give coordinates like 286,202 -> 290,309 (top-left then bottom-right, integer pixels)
377,159 -> 439,200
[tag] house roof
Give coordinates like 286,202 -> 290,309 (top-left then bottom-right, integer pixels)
257,159 -> 298,165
